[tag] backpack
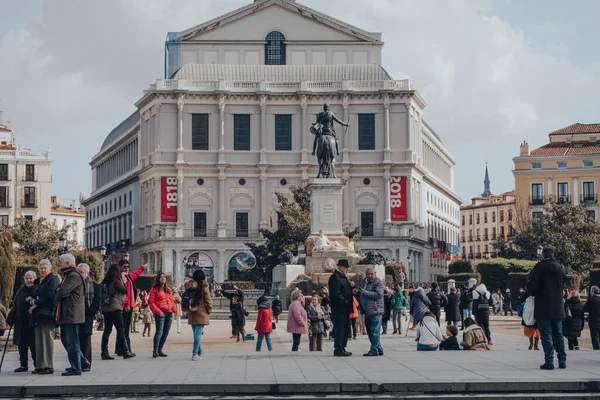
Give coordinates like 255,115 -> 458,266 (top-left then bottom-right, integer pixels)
475,290 -> 489,310
181,290 -> 197,312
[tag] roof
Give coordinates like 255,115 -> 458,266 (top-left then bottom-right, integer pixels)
179,0 -> 380,43
0,124 -> 11,132
172,63 -> 392,81
0,144 -> 16,150
51,206 -> 84,216
100,110 -> 140,151
530,141 -> 600,157
549,123 -> 600,136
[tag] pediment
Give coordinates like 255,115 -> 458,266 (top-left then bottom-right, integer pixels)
181,0 -> 379,43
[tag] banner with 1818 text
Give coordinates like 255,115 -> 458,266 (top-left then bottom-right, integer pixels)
161,176 -> 178,222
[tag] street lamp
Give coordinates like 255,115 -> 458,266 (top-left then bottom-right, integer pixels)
124,252 -> 130,261
485,251 -> 491,259
58,235 -> 68,255
537,245 -> 543,260
407,255 -> 412,282
100,245 -> 108,271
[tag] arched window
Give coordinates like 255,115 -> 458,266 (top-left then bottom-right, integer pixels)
265,31 -> 286,65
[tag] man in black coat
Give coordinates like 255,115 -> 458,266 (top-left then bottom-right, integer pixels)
77,264 -> 102,371
583,285 -> 600,350
426,283 -> 447,325
444,287 -> 460,327
328,259 -> 353,356
526,247 -> 567,370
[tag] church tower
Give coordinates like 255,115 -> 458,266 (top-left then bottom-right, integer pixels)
481,164 -> 492,197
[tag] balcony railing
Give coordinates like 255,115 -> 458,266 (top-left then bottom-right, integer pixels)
0,200 -> 10,208
20,173 -> 38,182
21,199 -> 38,208
460,237 -> 465,243
553,194 -> 571,204
0,174 -> 10,181
152,79 -> 412,93
529,196 -> 545,206
192,229 -> 218,238
476,236 -> 481,241
483,235 -> 489,241
581,193 -> 598,204
468,236 -> 473,242
227,229 -> 261,238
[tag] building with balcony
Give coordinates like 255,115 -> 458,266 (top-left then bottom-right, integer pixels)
460,166 -> 516,264
514,123 -> 600,221
50,197 -> 86,247
83,0 -> 461,285
0,124 -> 52,225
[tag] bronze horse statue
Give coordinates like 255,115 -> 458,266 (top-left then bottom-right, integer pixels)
315,133 -> 337,178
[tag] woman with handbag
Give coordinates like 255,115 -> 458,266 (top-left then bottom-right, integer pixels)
307,295 -> 330,351
186,269 -> 212,360
255,296 -> 273,352
563,291 -> 585,350
521,291 -> 540,350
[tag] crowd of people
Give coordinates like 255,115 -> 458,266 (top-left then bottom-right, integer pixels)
2,248 -> 600,375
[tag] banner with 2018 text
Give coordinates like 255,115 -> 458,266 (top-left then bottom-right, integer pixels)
161,176 -> 178,222
390,176 -> 408,222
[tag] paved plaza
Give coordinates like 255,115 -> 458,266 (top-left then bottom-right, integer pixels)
0,318 -> 599,398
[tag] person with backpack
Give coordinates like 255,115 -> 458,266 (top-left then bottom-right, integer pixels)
390,287 -> 407,334
183,269 -> 212,360
472,283 -> 493,345
101,264 -> 135,360
426,283 -> 447,325
459,285 -> 473,330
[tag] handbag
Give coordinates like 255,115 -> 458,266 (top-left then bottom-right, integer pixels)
522,296 -> 536,326
564,301 -> 572,318
271,321 -> 277,330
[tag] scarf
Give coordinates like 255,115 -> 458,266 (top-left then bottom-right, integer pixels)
86,277 -> 94,308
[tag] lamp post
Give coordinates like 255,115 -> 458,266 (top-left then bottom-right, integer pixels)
537,245 -> 543,260
407,254 -> 412,282
58,235 -> 68,256
485,251 -> 491,259
100,245 -> 108,272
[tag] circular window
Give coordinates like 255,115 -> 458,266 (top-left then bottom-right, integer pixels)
280,179 -> 287,186
197,178 -> 204,186
239,179 -> 246,186
363,178 -> 371,185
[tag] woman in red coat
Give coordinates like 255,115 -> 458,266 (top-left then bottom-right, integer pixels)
148,273 -> 176,358
255,296 -> 273,351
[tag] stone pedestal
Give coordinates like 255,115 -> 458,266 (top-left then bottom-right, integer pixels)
309,178 -> 344,235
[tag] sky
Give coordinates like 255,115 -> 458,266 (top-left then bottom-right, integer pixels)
1,0 -> 600,205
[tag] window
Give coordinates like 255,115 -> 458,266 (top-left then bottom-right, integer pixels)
532,211 -> 543,219
193,212 -> 207,237
192,114 -> 209,150
129,191 -> 132,205
0,187 -> 7,207
586,210 -> 596,221
275,115 -> 292,151
583,181 -> 595,201
23,187 -> 36,207
24,215 -> 33,221
235,212 -> 249,237
233,114 -> 250,151
360,212 -> 374,237
476,214 -> 480,224
508,209 -> 513,221
484,212 -> 488,223
500,210 -> 504,222
591,137 -> 597,143
531,162 -> 541,169
500,226 -> 505,237
484,228 -> 488,240
109,201 -> 112,213
584,160 -> 594,168
469,215 -> 472,225
358,114 -> 375,150
492,211 -> 496,222
492,227 -> 496,239
0,164 -> 7,181
265,31 -> 286,65
461,215 -> 465,225
119,197 -> 122,210
468,229 -> 472,240
25,164 -> 35,181
531,183 -> 543,204
0,215 -> 7,226
557,182 -> 569,203
557,161 -> 567,169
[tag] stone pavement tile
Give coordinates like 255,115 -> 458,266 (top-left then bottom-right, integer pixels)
245,355 -> 276,381
293,355 -> 337,382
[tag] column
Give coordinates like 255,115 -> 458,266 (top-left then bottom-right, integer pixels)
342,167 -> 350,227
176,96 -> 184,164
300,95 -> 308,164
260,95 -> 267,164
176,169 -> 184,237
218,95 -> 226,164
217,167 -> 226,238
573,177 -> 579,205
342,95 -> 350,164
405,103 -> 412,151
384,168 -> 391,223
259,167 -> 268,229
546,178 -> 553,201
383,94 -> 391,163
216,248 -> 227,283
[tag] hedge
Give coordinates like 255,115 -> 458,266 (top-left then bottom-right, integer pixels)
448,260 -> 473,274
437,273 -> 481,285
590,269 -> 600,289
476,258 -> 536,292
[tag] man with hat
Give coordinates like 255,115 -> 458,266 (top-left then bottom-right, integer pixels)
328,259 -> 353,356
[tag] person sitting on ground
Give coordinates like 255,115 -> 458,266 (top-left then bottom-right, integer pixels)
460,317 -> 490,350
439,325 -> 461,350
415,311 -> 443,351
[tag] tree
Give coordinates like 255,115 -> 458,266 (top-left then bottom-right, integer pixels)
448,260 -> 473,274
495,201 -> 600,286
72,250 -> 105,282
0,217 -> 68,260
0,233 -> 16,306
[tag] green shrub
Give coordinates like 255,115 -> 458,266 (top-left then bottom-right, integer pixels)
0,233 -> 16,307
437,273 -> 481,285
507,272 -> 528,310
448,260 -> 473,274
72,250 -> 104,283
476,258 -> 536,292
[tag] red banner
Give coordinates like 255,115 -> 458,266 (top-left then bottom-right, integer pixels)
390,176 -> 408,222
433,249 -> 439,259
161,176 -> 178,222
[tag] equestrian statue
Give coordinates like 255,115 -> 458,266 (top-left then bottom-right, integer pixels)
310,103 -> 350,178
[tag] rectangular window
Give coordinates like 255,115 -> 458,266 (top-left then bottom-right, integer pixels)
583,182 -> 595,201
274,115 -> 292,151
0,187 -> 7,207
557,161 -> 567,169
557,182 -> 569,203
129,191 -> 132,205
492,211 -> 496,222
469,215 -> 472,225
192,114 -> 209,150
0,215 -> 8,226
24,187 -> 36,207
25,164 -> 35,181
492,227 -> 496,239
235,212 -> 249,237
24,215 -> 33,221
476,214 -> 480,224
484,212 -> 488,223
358,114 -> 375,150
584,160 -> 594,168
461,215 -> 465,226
360,211 -> 374,237
531,183 -> 543,204
586,210 -> 596,221
109,201 -> 112,213
119,197 -> 122,209
484,228 -> 488,240
233,114 -> 251,151
500,226 -> 505,237
500,210 -> 505,222
0,164 -> 8,181
531,162 -> 542,169
193,212 -> 207,237
508,209 -> 513,221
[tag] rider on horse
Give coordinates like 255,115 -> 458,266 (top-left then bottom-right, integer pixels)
311,103 -> 349,156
